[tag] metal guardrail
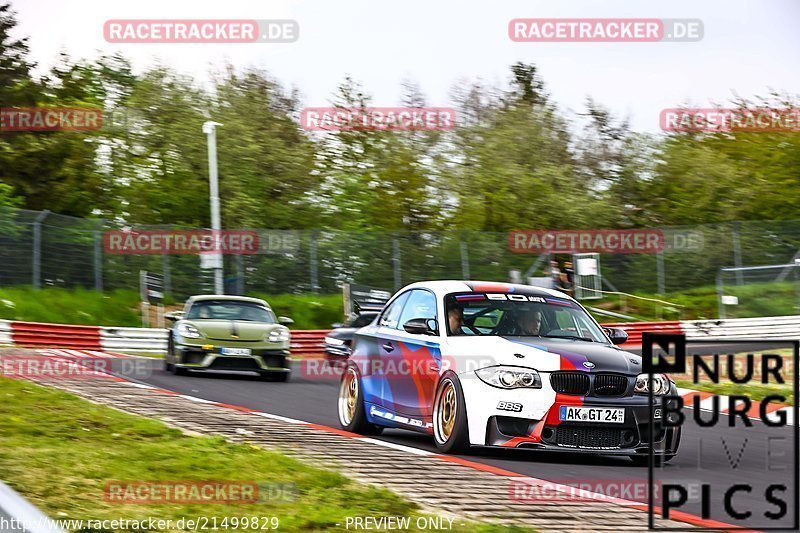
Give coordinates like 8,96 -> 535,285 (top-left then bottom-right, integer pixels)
683,315 -> 800,340
2,317 -> 800,354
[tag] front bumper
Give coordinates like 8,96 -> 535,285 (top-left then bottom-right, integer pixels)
459,373 -> 680,456
174,344 -> 290,373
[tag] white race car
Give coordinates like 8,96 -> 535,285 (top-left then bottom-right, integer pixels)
337,280 -> 680,464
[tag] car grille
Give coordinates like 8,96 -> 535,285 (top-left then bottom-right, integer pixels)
593,374 -> 629,396
550,372 -> 590,395
209,358 -> 260,370
555,426 -> 623,449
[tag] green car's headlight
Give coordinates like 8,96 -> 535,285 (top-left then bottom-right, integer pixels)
177,323 -> 202,339
267,329 -> 290,343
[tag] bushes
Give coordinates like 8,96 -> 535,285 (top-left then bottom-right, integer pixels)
256,293 -> 344,330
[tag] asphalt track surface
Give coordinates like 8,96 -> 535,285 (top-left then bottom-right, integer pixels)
111,342 -> 799,530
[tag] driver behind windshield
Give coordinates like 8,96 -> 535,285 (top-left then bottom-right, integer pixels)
447,306 -> 465,335
505,308 -> 543,336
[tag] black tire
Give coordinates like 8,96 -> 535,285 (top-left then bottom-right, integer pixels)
261,372 -> 290,382
164,335 -> 175,371
337,363 -> 383,435
432,372 -> 470,454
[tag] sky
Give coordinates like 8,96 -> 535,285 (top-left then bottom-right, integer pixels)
10,0 -> 800,132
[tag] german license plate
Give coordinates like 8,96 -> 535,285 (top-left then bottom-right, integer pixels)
220,347 -> 252,356
559,406 -> 625,424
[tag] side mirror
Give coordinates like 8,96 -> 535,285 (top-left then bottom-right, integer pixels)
165,311 -> 184,323
403,318 -> 437,335
278,316 -> 294,325
331,322 -> 344,329
604,327 -> 629,345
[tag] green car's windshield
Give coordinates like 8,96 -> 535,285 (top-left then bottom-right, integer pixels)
186,301 -> 276,323
445,292 -> 607,343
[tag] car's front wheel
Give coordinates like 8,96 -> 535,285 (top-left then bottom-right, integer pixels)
338,364 -> 382,435
432,372 -> 470,454
164,335 -> 175,371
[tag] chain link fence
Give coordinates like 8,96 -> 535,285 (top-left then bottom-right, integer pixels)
3,207 -> 800,318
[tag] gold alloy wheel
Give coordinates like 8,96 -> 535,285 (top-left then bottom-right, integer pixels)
435,379 -> 457,444
338,367 -> 359,425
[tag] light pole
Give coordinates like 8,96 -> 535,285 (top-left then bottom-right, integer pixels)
203,121 -> 224,294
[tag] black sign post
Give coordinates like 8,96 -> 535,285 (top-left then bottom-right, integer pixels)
140,271 -> 165,327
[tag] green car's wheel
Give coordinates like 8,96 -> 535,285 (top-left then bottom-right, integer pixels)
164,335 -> 175,371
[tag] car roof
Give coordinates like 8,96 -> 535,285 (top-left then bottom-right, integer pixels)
186,294 -> 271,308
396,280 -> 573,300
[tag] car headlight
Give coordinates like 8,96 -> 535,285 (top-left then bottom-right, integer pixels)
176,323 -> 202,339
267,329 -> 290,343
475,366 -> 542,389
634,373 -> 670,395
325,336 -> 345,346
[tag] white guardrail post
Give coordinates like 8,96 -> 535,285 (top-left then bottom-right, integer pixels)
0,320 -> 13,345
681,315 -> 800,340
100,326 -> 169,354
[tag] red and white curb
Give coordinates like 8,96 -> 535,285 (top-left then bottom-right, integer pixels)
676,387 -> 794,426
114,380 -> 763,531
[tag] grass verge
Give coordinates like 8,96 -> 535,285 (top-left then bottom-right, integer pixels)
0,377 -> 529,532
675,380 -> 795,406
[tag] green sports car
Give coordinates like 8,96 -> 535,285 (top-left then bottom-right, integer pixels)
165,295 -> 293,381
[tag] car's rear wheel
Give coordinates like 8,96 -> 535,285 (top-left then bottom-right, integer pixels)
338,364 -> 382,435
433,372 -> 470,454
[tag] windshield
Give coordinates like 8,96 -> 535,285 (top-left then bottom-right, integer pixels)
445,292 -> 607,343
186,301 -> 276,323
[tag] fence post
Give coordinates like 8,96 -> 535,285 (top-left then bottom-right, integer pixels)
656,251 -> 665,295
393,238 -> 402,291
94,220 -> 103,292
236,254 -> 245,295
32,210 -> 49,289
716,271 -> 726,319
309,231 -> 319,294
732,222 -> 743,286
460,241 -> 470,280
162,253 -> 171,297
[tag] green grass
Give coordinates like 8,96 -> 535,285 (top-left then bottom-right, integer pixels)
674,379 -> 794,406
0,287 -> 141,326
592,281 -> 800,322
252,293 -> 343,330
0,377 -> 530,532
0,287 -> 344,329
1,281 -> 797,328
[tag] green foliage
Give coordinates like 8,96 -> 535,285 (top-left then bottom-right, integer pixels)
254,293 -> 344,329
